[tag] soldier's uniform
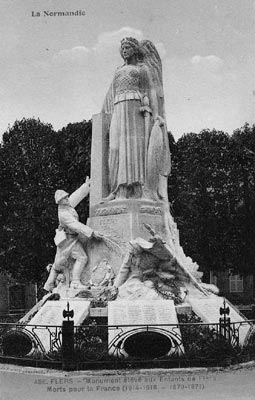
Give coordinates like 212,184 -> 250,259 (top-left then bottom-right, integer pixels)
44,183 -> 94,291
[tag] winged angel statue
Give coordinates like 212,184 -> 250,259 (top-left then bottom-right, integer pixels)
102,37 -> 171,201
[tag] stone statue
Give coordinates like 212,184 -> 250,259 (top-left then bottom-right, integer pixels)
102,37 -> 171,201
44,178 -> 103,292
112,231 -> 180,301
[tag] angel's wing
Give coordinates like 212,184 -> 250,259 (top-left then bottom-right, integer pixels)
139,40 -> 164,116
140,40 -> 171,177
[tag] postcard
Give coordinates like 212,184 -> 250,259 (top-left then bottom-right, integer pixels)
0,1 -> 255,399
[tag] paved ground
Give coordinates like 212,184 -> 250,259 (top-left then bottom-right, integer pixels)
0,362 -> 255,400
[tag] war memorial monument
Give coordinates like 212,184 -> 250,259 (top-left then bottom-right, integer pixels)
2,37 -> 254,367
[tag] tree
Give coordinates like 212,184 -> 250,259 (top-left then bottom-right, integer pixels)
169,124 -> 255,277
56,120 -> 92,221
168,129 -> 234,275
0,118 -> 61,282
0,118 -> 93,284
228,123 -> 255,273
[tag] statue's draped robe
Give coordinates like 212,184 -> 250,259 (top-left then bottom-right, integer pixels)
105,63 -> 149,192
102,60 -> 171,198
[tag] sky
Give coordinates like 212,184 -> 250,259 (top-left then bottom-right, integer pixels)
1,0 -> 255,140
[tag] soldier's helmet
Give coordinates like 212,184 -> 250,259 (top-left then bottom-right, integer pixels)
54,190 -> 69,204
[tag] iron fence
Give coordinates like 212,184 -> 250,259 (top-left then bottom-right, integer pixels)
0,320 -> 254,371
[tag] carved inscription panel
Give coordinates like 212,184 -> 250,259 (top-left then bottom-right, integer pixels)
89,214 -> 131,242
27,300 -> 90,352
109,300 -> 178,326
108,300 -> 183,356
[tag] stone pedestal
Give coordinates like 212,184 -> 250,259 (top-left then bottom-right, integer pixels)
88,198 -> 168,242
90,113 -> 111,209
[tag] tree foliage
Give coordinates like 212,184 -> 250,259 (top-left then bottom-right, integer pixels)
229,124 -> 255,272
168,125 -> 255,275
55,121 -> 92,220
0,118 -> 92,283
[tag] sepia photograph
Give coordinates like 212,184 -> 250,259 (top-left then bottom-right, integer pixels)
0,0 -> 255,399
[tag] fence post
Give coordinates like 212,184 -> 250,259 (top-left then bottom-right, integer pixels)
219,298 -> 231,343
62,302 -> 75,370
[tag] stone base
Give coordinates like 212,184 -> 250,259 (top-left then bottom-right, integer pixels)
187,295 -> 253,346
108,300 -> 184,358
88,198 -> 168,241
23,300 -> 90,353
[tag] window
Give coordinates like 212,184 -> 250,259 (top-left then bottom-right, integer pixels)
209,271 -> 218,286
8,284 -> 26,311
229,271 -> 243,293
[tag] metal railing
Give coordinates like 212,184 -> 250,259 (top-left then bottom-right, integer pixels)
0,319 -> 254,370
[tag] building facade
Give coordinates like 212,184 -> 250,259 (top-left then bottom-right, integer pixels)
0,273 -> 36,314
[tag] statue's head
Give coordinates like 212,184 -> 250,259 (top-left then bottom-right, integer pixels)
120,37 -> 140,60
55,189 -> 69,205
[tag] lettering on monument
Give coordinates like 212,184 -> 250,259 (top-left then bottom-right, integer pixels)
140,206 -> 163,215
110,300 -> 181,326
95,206 -> 128,217
127,305 -> 143,325
143,304 -> 157,322
93,214 -> 131,243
